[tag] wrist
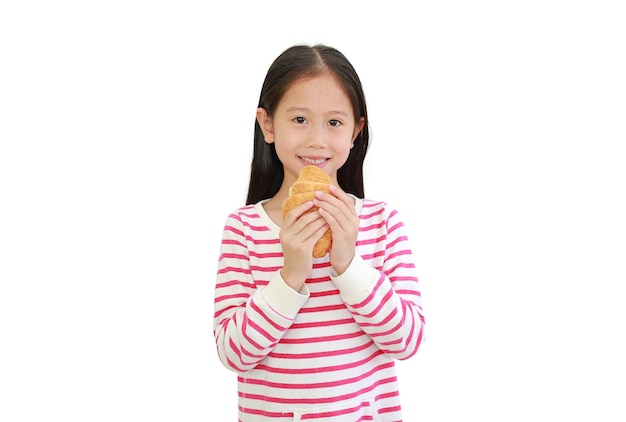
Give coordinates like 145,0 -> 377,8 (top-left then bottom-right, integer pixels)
280,269 -> 306,292
332,252 -> 355,276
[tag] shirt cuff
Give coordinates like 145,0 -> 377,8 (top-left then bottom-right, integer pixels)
331,254 -> 378,302
262,271 -> 310,319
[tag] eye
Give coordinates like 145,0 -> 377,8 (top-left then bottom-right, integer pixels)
328,119 -> 342,127
294,116 -> 307,124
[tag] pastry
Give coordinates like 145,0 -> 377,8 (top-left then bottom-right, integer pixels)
282,165 -> 332,258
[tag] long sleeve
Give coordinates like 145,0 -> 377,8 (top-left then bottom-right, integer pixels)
331,204 -> 425,360
213,209 -> 309,375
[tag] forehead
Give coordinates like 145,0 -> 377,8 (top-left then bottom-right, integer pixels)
278,73 -> 353,112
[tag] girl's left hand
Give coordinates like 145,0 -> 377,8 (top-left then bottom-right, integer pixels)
314,185 -> 358,275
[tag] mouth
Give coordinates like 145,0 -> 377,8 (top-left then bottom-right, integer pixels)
300,156 -> 328,165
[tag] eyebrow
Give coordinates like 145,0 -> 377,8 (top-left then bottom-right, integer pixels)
286,107 -> 349,117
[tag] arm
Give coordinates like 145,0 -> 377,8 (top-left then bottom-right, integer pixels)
213,211 -> 309,375
331,206 -> 425,360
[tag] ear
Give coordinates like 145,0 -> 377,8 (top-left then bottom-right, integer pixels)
351,117 -> 365,147
256,107 -> 274,144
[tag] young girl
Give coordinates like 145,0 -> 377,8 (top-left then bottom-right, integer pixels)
213,44 -> 425,421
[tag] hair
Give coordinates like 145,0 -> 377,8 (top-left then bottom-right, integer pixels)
245,44 -> 370,205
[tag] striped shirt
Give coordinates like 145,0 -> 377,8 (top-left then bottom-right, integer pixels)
214,198 -> 425,421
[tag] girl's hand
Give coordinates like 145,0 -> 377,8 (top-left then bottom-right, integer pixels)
314,185 -> 359,275
280,201 -> 329,291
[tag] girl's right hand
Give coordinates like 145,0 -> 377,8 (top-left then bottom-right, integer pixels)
279,201 -> 328,292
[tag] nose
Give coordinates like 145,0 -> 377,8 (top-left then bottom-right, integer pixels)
304,124 -> 327,148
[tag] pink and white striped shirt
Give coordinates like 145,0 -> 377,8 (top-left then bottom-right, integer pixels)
213,197 -> 425,421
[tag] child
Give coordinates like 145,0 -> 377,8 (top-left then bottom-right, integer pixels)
213,44 -> 425,421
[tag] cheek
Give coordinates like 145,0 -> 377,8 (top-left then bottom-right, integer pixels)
334,133 -> 355,152
272,132 -> 300,157
332,140 -> 354,164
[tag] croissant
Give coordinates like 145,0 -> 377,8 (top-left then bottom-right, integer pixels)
282,165 -> 332,258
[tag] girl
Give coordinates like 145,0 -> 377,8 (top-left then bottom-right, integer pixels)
213,44 -> 425,421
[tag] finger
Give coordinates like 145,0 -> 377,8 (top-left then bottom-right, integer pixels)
316,187 -> 357,216
329,185 -> 357,210
305,220 -> 330,244
316,206 -> 339,231
294,210 -> 327,235
313,193 -> 355,230
283,213 -> 329,250
283,200 -> 315,225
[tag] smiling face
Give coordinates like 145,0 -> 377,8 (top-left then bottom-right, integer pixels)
257,72 -> 365,188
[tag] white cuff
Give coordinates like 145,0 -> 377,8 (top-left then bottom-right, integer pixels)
262,271 -> 309,319
331,254 -> 378,303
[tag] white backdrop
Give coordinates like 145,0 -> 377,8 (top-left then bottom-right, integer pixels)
1,1 -> 625,421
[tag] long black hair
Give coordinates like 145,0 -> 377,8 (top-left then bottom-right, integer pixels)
245,44 -> 370,205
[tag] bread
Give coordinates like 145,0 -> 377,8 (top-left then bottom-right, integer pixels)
282,165 -> 332,258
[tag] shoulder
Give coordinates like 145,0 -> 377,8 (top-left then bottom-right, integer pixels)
359,198 -> 401,219
221,201 -> 277,234
358,198 -> 411,232
220,203 -> 262,229
226,203 -> 260,220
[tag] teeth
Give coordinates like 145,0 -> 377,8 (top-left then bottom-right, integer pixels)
302,157 -> 326,164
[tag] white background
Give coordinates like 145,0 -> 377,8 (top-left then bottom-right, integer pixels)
1,1 -> 625,421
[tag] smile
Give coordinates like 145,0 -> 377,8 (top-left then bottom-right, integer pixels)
301,157 -> 327,165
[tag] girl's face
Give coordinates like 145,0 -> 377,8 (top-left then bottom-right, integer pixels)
257,72 -> 365,187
